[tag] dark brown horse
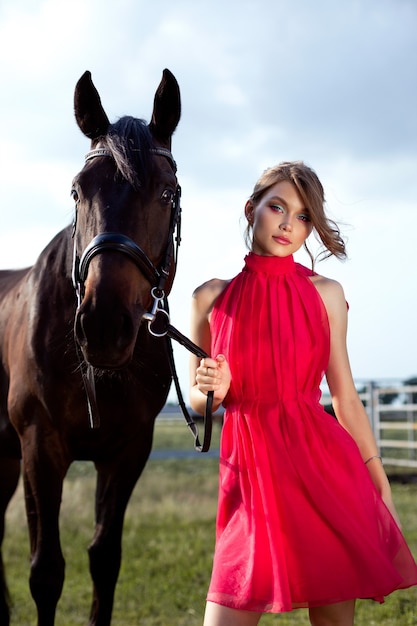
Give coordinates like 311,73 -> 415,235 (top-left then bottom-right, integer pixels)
0,69 -> 181,625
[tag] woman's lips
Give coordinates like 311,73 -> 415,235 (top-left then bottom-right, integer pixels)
273,236 -> 291,245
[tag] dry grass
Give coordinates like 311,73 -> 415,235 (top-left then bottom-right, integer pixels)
3,419 -> 417,625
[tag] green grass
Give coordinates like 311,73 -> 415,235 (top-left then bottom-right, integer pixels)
3,419 -> 417,625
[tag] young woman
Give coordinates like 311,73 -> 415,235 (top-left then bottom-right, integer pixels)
189,161 -> 417,626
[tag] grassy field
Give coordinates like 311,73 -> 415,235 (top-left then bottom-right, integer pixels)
3,418 -> 417,625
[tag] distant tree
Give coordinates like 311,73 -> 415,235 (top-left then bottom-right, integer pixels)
404,376 -> 417,404
323,403 -> 336,418
324,378 -> 417,416
377,388 -> 400,405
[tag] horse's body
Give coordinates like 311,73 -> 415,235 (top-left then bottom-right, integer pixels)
0,70 -> 181,625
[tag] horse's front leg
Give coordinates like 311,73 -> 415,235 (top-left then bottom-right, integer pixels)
21,432 -> 69,626
0,457 -> 20,626
88,435 -> 153,626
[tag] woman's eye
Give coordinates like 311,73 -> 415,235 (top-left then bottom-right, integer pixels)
298,214 -> 311,222
270,204 -> 284,213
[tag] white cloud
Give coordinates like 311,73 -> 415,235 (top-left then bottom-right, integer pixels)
0,0 -> 416,392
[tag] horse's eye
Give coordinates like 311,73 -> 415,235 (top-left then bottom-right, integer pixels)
161,189 -> 174,205
71,189 -> 79,204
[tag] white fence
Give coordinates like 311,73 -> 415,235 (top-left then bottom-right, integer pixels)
322,382 -> 417,469
166,382 -> 417,469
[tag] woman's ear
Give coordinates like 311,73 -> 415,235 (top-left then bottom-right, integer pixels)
245,200 -> 254,224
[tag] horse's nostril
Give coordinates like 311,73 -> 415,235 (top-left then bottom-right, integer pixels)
117,313 -> 134,347
74,303 -> 137,368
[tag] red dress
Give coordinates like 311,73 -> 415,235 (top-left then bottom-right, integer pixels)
207,252 -> 417,612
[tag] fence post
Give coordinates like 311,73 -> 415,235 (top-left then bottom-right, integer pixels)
407,387 -> 416,462
369,381 -> 380,455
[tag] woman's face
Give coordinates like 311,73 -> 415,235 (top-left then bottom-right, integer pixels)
246,180 -> 313,257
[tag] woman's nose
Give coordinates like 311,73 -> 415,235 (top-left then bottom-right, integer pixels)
279,220 -> 292,232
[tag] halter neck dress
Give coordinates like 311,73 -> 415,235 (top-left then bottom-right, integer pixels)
207,252 -> 417,613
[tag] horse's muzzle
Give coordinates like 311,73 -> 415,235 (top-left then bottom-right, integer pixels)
74,302 -> 140,369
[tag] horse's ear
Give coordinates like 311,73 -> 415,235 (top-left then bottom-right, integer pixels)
74,71 -> 110,140
149,69 -> 181,144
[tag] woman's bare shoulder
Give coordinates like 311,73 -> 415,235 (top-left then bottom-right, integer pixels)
310,273 -> 344,295
192,278 -> 231,314
310,274 -> 347,318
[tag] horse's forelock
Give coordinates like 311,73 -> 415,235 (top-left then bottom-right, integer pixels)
104,117 -> 154,190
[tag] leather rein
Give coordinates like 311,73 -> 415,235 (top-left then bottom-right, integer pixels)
71,146 -> 213,452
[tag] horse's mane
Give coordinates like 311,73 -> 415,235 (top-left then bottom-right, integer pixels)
102,117 -> 154,190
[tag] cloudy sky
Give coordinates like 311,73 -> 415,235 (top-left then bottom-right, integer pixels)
0,0 -> 416,402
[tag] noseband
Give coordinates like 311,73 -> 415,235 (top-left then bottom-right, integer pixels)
72,146 -> 213,452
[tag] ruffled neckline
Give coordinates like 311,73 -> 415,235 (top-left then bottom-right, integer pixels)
244,252 -> 296,275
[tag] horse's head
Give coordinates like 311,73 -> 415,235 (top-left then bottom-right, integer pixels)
72,70 -> 181,369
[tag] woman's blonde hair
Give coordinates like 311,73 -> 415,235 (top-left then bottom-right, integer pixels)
245,161 -> 346,265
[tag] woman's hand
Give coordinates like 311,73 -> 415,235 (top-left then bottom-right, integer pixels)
196,354 -> 231,405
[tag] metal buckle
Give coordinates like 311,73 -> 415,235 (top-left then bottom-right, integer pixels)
142,288 -> 170,337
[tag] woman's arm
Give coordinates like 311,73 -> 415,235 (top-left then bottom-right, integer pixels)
189,280 -> 231,416
316,277 -> 401,527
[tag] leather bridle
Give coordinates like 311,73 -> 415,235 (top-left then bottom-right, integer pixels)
71,146 -> 213,452
72,146 -> 180,305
